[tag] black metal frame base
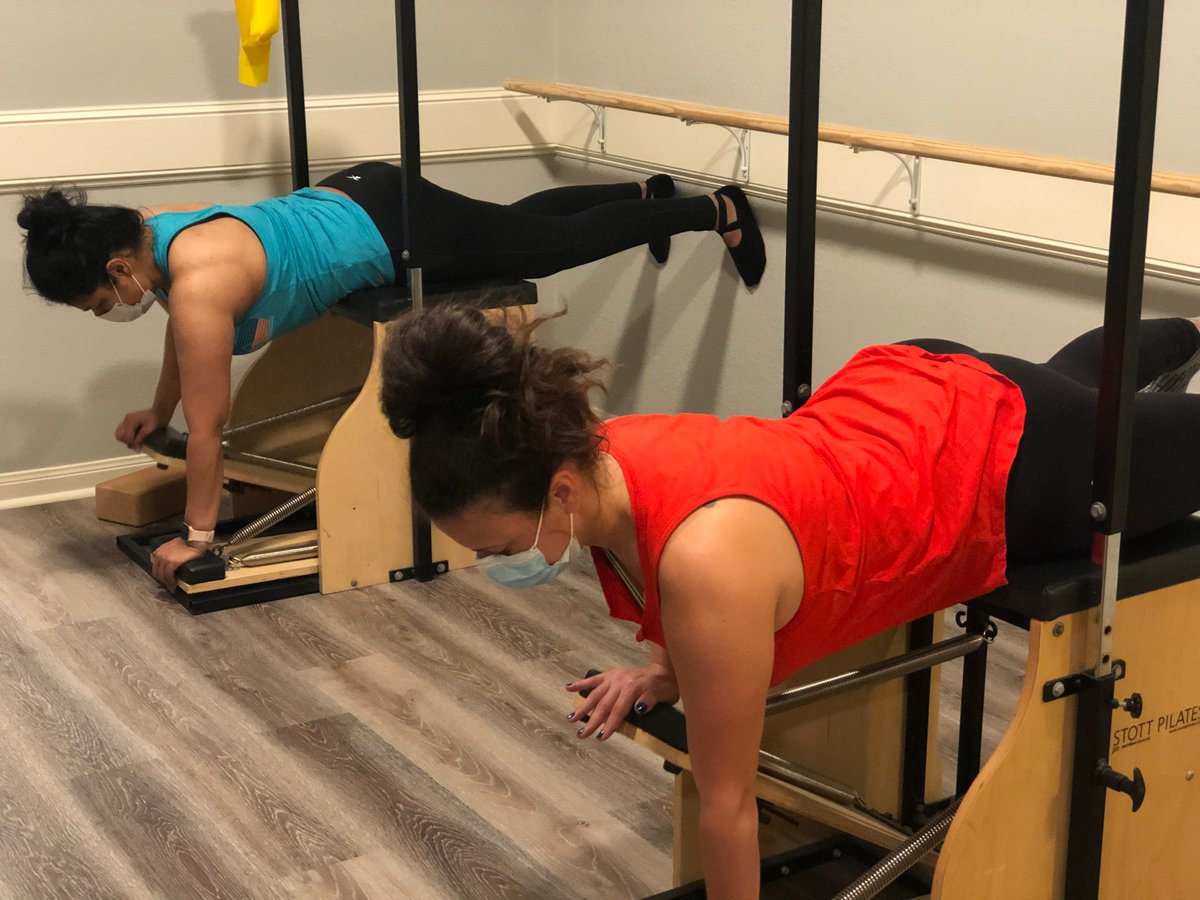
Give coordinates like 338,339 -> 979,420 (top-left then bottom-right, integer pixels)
116,513 -> 322,615
644,835 -> 932,899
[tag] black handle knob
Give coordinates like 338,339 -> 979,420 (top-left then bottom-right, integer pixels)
1111,692 -> 1143,719
1098,764 -> 1146,812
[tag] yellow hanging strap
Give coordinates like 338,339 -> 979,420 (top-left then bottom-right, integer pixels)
236,0 -> 280,87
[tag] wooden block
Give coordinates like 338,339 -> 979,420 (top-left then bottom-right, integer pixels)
95,466 -> 187,526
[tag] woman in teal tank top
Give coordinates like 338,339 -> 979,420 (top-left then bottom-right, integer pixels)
17,162 -> 765,587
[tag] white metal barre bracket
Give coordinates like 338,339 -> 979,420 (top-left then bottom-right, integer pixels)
682,119 -> 752,183
542,97 -> 607,153
851,146 -> 922,216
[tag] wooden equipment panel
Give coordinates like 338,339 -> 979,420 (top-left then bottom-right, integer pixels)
933,580 -> 1200,898
227,313 -> 373,466
316,321 -> 474,593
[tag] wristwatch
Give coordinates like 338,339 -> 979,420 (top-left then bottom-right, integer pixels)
181,522 -> 216,545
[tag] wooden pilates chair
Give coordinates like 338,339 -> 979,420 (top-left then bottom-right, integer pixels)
112,281 -> 536,613
594,517 -> 1200,899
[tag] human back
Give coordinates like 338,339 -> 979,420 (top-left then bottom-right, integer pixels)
595,343 -> 1025,682
145,188 -> 393,352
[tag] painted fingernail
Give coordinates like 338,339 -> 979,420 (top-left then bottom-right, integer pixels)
567,711 -> 576,721
597,729 -> 605,740
635,702 -> 648,715
577,727 -> 585,736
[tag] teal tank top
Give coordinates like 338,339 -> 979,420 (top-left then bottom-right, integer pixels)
147,188 -> 395,355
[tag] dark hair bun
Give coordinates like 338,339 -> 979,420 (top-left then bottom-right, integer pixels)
17,189 -> 84,246
381,304 -> 522,439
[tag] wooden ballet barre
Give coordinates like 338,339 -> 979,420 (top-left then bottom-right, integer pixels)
503,78 -> 1200,198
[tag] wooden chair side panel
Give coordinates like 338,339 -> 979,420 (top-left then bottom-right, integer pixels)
932,611 -> 1087,899
317,322 -> 473,594
935,580 -> 1200,899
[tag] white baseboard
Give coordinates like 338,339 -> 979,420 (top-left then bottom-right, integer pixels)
0,456 -> 153,511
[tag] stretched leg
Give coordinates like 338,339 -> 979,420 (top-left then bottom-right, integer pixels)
421,182 -> 717,282
508,182 -> 642,216
897,336 -> 1200,561
975,351 -> 1200,562
1042,317 -> 1200,390
319,162 -> 763,287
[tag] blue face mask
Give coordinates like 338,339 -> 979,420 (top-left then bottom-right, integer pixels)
478,506 -> 580,589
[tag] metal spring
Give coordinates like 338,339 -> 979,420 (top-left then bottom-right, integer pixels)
832,798 -> 961,900
218,487 -> 317,554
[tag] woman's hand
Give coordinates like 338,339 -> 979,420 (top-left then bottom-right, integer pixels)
565,662 -> 680,741
115,408 -> 164,450
150,537 -> 205,591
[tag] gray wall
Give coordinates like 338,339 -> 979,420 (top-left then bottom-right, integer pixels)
539,0 -> 1200,418
553,1 -> 1198,168
1,0 -> 555,109
2,0 -> 553,475
3,0 -> 1199,479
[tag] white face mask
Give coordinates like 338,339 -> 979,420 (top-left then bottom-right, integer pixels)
102,273 -> 159,323
477,505 -> 581,589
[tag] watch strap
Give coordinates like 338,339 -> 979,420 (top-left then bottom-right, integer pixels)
183,522 -> 216,544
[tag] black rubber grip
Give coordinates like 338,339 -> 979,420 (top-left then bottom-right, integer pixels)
579,667 -> 689,753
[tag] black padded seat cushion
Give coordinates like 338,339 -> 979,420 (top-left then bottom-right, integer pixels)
974,515 -> 1200,627
333,278 -> 538,326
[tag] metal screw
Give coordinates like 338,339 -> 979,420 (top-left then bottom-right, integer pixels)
796,384 -> 811,401
1052,681 -> 1066,698
1090,502 -> 1107,521
831,849 -> 842,859
350,579 -> 358,588
1187,771 -> 1195,781
402,249 -> 410,261
1053,623 -> 1065,637
1113,662 -> 1124,679
780,866 -> 791,876
436,562 -> 447,574
781,401 -> 794,416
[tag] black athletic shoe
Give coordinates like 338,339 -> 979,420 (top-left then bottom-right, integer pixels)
1142,347 -> 1200,393
715,184 -> 766,288
645,174 -> 675,265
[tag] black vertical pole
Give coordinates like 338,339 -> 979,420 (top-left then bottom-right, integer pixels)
955,608 -> 990,797
395,0 -> 423,272
1065,2 -> 1163,897
900,615 -> 933,825
782,0 -> 821,415
1089,0 -> 1163,534
279,0 -> 309,190
394,0 -> 435,580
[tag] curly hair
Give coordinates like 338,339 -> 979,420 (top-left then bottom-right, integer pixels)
380,302 -> 609,519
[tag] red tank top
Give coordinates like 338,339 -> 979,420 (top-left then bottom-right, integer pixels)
591,344 -> 1026,685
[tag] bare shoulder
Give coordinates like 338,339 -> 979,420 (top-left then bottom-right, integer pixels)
166,263 -> 259,322
659,498 -> 802,609
143,202 -> 214,216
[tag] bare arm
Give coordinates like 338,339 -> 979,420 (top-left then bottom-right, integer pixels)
170,285 -> 235,533
658,499 -> 802,900
152,320 -> 182,424
648,641 -> 675,676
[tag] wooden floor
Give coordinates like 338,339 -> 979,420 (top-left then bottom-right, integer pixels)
0,499 -> 1023,899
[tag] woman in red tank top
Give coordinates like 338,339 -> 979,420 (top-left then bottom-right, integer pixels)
380,304 -> 1200,899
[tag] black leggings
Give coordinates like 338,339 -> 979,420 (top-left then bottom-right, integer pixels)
317,161 -> 714,283
902,318 -> 1200,563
